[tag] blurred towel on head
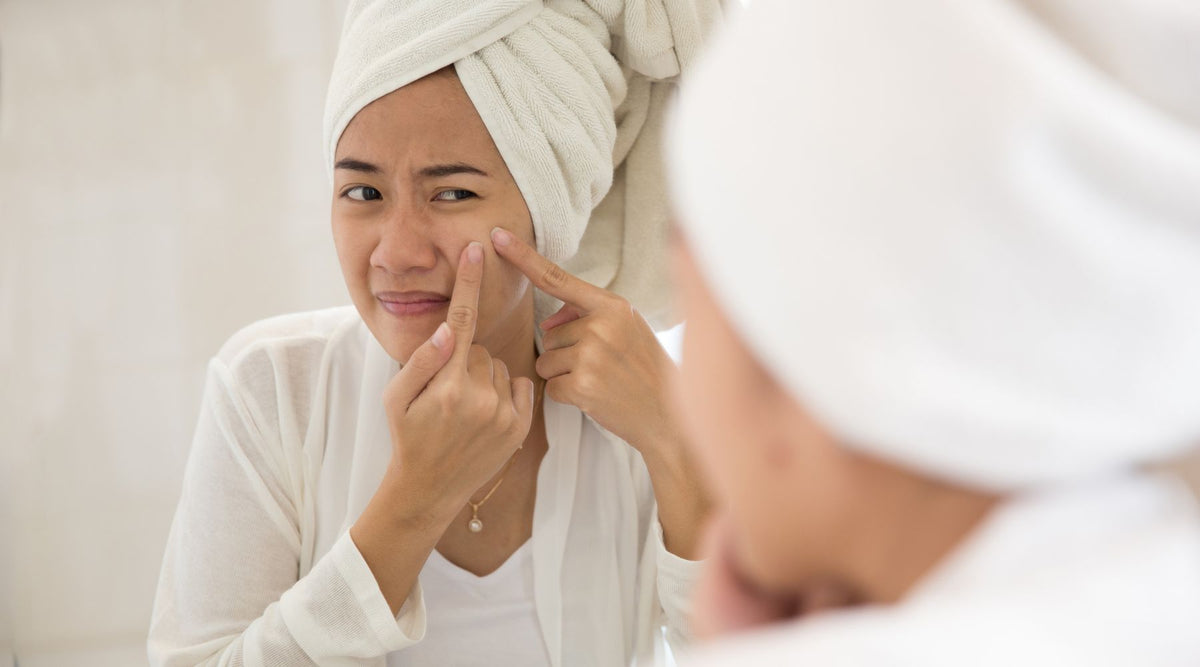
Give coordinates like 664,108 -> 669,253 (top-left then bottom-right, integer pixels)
669,0 -> 1200,491
324,0 -> 723,327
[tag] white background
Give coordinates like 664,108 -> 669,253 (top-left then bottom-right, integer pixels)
1,1 -> 352,663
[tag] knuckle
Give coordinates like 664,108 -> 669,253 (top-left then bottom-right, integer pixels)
447,304 -> 476,330
597,290 -> 626,312
571,372 -> 594,398
436,384 -> 461,407
540,263 -> 570,290
479,391 -> 500,415
578,338 -> 601,364
615,301 -> 638,326
406,354 -> 435,376
589,319 -> 613,342
498,406 -> 516,429
572,341 -> 590,368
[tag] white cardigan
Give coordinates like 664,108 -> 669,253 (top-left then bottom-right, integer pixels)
148,307 -> 699,666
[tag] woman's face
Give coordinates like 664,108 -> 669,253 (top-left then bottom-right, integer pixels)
673,242 -> 859,592
332,68 -> 536,363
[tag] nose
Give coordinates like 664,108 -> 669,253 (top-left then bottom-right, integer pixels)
370,205 -> 438,276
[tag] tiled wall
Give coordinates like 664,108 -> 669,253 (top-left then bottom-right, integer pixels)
1,1 -> 350,663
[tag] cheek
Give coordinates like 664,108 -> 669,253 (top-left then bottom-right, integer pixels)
331,217 -> 373,281
471,202 -> 535,331
675,250 -> 757,507
427,225 -> 530,336
675,258 -> 836,590
676,348 -> 723,478
480,254 -> 529,324
677,316 -> 764,509
679,320 -> 809,589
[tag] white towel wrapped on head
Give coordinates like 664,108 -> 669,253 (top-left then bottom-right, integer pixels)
669,0 -> 1200,491
324,0 -> 723,328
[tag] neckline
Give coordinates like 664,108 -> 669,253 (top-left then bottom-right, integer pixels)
429,538 -> 534,584
425,397 -> 578,583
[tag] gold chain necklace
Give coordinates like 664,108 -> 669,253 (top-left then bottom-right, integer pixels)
465,378 -> 545,534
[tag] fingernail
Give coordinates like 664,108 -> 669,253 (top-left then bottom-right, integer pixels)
467,242 -> 483,264
431,322 -> 451,349
491,227 -> 512,247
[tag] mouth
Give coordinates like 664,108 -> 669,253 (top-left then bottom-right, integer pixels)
375,290 -> 450,317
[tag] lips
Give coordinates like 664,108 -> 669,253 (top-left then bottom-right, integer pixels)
376,291 -> 449,317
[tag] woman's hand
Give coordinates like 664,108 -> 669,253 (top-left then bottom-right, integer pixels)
491,227 -> 709,558
352,242 -> 535,617
381,241 -> 536,525
490,227 -> 678,456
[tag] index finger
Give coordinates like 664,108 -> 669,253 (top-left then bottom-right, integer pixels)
490,227 -> 608,312
446,241 -> 485,360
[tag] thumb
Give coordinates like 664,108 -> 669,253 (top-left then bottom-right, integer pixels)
385,322 -> 454,409
540,303 -> 584,331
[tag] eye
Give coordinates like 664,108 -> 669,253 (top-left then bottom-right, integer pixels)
433,189 -> 477,202
344,186 -> 382,201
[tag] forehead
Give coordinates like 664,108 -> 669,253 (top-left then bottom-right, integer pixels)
335,69 -> 503,168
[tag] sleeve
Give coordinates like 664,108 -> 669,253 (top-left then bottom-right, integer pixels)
148,357 -> 425,666
650,515 -> 704,651
623,440 -> 704,665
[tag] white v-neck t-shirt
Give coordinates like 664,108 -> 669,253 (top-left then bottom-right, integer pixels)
148,307 -> 701,667
394,541 -> 552,667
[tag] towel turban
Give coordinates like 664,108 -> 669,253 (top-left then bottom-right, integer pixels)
669,0 -> 1200,491
324,0 -> 722,328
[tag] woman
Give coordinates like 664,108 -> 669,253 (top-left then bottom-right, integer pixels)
667,0 -> 1200,664
148,1 -> 718,665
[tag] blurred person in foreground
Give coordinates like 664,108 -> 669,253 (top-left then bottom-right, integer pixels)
667,0 -> 1200,664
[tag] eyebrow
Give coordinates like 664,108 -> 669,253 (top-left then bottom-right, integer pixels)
333,158 -> 489,179
334,158 -> 381,173
418,163 -> 490,179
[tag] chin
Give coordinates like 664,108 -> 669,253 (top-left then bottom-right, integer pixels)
383,339 -> 423,365
367,314 -> 439,364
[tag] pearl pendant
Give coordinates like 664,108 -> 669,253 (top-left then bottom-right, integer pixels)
468,518 -> 483,533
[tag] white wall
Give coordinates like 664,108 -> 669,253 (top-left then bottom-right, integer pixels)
0,1 -> 350,663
